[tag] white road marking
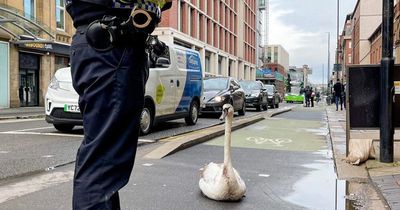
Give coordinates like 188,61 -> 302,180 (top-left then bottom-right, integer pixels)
0,151 -> 10,154
0,130 -> 156,143
142,163 -> 153,167
0,118 -> 44,124
258,174 -> 270,178
139,139 -> 156,143
0,131 -> 83,138
5,126 -> 54,132
41,155 -> 54,158
246,137 -> 293,146
0,171 -> 74,204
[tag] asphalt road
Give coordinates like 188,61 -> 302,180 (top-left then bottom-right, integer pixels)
0,105 -> 285,181
0,104 -> 351,210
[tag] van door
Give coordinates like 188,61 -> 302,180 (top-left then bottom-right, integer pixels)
174,48 -> 202,113
147,48 -> 176,116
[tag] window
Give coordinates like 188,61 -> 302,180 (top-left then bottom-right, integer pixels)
56,0 -> 65,30
24,0 -> 35,20
205,53 -> 211,73
348,41 -> 352,49
55,56 -> 69,70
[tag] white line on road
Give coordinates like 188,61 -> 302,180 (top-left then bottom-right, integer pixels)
0,130 -> 157,143
4,126 -> 54,132
0,118 -> 44,124
0,131 -> 83,138
0,171 -> 74,204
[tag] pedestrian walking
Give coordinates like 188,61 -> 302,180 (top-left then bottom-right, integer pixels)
316,91 -> 321,104
66,0 -> 172,209
333,79 -> 343,111
342,83 -> 346,109
305,86 -> 311,107
310,87 -> 315,107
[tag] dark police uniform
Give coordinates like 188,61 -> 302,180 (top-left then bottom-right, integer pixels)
65,0 -> 170,209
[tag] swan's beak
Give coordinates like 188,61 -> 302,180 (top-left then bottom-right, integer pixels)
220,109 -> 228,121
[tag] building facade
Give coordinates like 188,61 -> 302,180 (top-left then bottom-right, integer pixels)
155,0 -> 257,80
0,0 -> 73,108
351,0 -> 382,65
339,13 -> 353,82
262,44 -> 289,72
256,45 -> 289,96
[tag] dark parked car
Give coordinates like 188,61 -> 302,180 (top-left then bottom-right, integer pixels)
201,77 -> 246,115
264,84 -> 280,108
239,80 -> 268,111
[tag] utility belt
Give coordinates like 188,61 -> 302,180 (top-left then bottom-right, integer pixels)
84,7 -> 160,51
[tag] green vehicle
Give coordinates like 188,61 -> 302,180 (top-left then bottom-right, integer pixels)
285,86 -> 304,103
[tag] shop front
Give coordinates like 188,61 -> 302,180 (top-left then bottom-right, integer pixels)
0,41 -> 9,108
0,4 -> 71,108
16,41 -> 70,107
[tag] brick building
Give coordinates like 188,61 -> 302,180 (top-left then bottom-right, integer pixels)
257,44 -> 289,96
154,0 -> 257,80
338,13 -> 353,81
0,0 -> 73,108
351,0 -> 382,65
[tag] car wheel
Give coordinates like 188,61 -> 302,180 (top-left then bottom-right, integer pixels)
140,105 -> 153,135
238,101 -> 246,116
54,124 -> 74,133
185,100 -> 199,125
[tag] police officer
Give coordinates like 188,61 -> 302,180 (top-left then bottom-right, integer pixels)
65,0 -> 172,209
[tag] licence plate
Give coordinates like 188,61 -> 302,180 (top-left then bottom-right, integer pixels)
64,104 -> 80,113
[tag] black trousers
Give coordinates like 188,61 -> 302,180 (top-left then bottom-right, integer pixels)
70,27 -> 148,209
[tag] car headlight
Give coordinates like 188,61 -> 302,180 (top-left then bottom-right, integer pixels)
251,93 -> 260,97
49,77 -> 60,90
214,96 -> 225,102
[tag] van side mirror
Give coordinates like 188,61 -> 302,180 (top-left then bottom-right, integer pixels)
156,57 -> 170,67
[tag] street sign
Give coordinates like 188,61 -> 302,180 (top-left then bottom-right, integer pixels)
334,64 -> 342,72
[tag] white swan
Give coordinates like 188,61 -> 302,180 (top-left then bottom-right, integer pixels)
199,104 -> 246,201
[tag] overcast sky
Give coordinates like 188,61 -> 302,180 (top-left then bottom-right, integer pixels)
268,0 -> 357,84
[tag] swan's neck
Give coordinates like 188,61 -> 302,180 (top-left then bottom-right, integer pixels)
223,113 -> 233,168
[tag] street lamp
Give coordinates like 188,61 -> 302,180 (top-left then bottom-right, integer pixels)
335,0 -> 340,81
326,32 -> 331,103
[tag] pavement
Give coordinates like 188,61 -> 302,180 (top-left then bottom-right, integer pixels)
326,106 -> 400,209
2,105 -> 400,209
0,107 -> 45,120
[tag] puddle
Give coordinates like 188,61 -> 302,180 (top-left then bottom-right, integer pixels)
283,157 -> 370,210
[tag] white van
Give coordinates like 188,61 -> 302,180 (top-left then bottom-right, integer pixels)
140,45 -> 203,134
45,44 -> 203,135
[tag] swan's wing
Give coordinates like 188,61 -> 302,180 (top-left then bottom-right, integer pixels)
200,163 -> 230,200
231,167 -> 247,196
200,162 -> 222,180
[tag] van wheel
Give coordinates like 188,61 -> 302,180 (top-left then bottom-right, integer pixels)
140,105 -> 153,135
185,101 -> 199,125
54,124 -> 74,133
